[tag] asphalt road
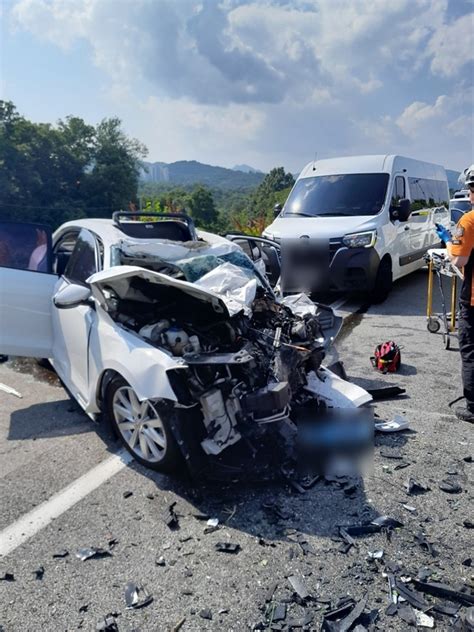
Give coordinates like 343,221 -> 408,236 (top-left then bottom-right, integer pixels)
0,268 -> 472,632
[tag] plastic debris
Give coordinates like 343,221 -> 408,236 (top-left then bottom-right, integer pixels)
393,578 -> 429,611
163,501 -> 179,530
0,382 -> 22,398
414,610 -> 435,628
288,574 -> 310,601
215,542 -> 241,554
272,603 -> 287,622
438,479 -> 462,493
414,531 -> 436,557
122,490 -> 133,498
199,608 -> 212,620
464,520 -> 474,529
0,572 -> 14,581
156,555 -> 166,566
368,549 -> 384,559
322,595 -> 368,632
76,547 -> 112,561
124,582 -> 153,609
413,579 -> 474,606
402,504 -> 417,513
367,386 -> 406,400
406,478 -> 430,495
171,617 -> 186,632
204,517 -> 219,534
33,566 -> 44,580
52,549 -> 69,558
375,414 -> 410,433
96,615 -> 119,632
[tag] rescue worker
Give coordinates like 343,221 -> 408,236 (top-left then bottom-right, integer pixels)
437,164 -> 474,422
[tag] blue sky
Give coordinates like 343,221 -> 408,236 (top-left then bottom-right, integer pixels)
1,0 -> 473,173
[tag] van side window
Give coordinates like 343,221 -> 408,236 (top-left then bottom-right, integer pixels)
391,176 -> 405,206
409,178 -> 447,210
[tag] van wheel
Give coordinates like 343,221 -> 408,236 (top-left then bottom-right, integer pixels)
370,258 -> 392,304
106,376 -> 181,472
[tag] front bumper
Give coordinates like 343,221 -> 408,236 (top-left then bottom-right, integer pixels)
328,246 -> 380,292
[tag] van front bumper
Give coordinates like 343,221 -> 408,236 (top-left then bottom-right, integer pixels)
328,246 -> 380,292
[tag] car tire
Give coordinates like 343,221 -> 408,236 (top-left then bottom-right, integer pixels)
106,376 -> 182,472
370,258 -> 393,304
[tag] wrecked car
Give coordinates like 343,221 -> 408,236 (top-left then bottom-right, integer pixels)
0,213 -> 372,478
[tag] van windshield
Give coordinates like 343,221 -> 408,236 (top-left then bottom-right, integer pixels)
282,173 -> 390,217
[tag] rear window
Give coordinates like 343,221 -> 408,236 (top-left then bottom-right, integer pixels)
282,173 -> 390,218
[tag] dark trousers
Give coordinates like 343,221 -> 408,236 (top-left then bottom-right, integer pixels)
458,304 -> 474,410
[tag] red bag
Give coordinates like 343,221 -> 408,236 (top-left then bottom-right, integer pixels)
371,341 -> 401,373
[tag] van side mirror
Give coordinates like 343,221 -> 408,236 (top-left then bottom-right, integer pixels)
398,198 -> 411,222
273,203 -> 282,218
390,198 -> 411,222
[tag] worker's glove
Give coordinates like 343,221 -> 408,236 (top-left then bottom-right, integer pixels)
435,223 -> 452,244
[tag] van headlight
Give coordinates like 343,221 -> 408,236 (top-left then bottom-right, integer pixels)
342,230 -> 377,248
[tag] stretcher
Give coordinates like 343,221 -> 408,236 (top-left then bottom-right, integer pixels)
425,248 -> 463,350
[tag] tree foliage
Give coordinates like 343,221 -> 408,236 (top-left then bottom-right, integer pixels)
0,101 -> 147,227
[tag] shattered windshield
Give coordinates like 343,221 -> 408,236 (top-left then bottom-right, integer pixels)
282,173 -> 390,217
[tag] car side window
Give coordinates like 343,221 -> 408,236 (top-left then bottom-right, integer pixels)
391,176 -> 405,206
53,232 -> 79,276
64,229 -> 98,284
0,222 -> 53,273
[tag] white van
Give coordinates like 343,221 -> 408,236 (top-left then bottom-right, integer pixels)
263,154 -> 450,301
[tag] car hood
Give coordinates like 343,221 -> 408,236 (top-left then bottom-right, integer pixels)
265,215 -> 377,240
88,265 -> 235,318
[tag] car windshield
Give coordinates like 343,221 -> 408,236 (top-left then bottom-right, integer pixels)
282,173 -> 390,217
449,200 -> 471,213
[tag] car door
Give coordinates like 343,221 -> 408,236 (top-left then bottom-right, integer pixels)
225,234 -> 281,287
52,228 -> 102,404
0,222 -> 57,357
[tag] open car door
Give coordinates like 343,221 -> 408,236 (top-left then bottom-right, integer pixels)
225,234 -> 281,287
0,222 -> 57,357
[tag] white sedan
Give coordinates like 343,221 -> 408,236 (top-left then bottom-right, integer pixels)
0,213 -> 371,478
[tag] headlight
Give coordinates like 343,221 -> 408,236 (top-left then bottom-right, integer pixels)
342,230 -> 377,248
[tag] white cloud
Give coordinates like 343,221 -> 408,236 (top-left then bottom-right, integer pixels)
427,15 -> 474,77
396,95 -> 449,136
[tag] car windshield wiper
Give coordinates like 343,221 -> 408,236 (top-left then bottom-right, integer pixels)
283,211 -> 315,218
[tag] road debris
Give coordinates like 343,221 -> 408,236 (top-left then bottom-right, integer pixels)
76,547 -> 112,561
0,382 -> 22,398
33,566 -> 45,580
204,517 -> 219,534
215,542 -> 241,553
199,608 -> 212,620
375,414 -> 410,433
414,531 -> 437,556
52,549 -> 69,558
122,490 -> 133,499
406,477 -> 430,495
96,614 -> 119,631
163,501 -> 179,530
438,478 -> 463,493
288,574 -> 310,601
171,616 -> 186,631
124,582 -> 153,609
321,595 -> 370,631
0,572 -> 14,581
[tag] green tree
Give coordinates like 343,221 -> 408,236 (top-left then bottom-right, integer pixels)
247,166 -> 295,219
189,185 -> 218,228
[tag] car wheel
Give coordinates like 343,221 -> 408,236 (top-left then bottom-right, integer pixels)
370,258 -> 392,304
106,376 -> 181,472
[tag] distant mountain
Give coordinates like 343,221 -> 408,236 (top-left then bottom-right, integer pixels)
446,168 -> 462,192
232,164 -> 262,174
140,160 -> 265,190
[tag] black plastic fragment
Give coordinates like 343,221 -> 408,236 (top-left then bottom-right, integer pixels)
414,531 -> 437,557
393,578 -> 430,611
413,580 -> 474,606
96,615 -> 119,632
199,608 -> 212,620
287,611 -> 313,628
464,520 -> 474,529
264,582 -> 278,603
76,547 -> 112,561
397,603 -> 417,626
439,479 -> 463,493
0,572 -> 14,581
215,542 -> 241,554
322,596 -> 367,632
367,386 -> 406,400
33,566 -> 45,580
79,604 -> 89,614
406,478 -> 430,495
124,582 -> 153,609
123,490 -> 133,498
52,549 -> 69,558
163,501 -> 179,530
273,603 -> 287,622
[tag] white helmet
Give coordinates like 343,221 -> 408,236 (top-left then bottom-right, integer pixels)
463,164 -> 474,187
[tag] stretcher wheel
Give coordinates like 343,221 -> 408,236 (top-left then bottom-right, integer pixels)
443,334 -> 451,350
427,317 -> 441,333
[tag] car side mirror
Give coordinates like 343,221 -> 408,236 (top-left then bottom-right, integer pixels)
274,203 -> 282,218
398,198 -> 411,222
53,284 -> 92,309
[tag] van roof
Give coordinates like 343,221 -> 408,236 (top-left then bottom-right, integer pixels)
299,154 -> 447,180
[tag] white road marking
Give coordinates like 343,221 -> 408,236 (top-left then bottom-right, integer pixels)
0,449 -> 133,558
